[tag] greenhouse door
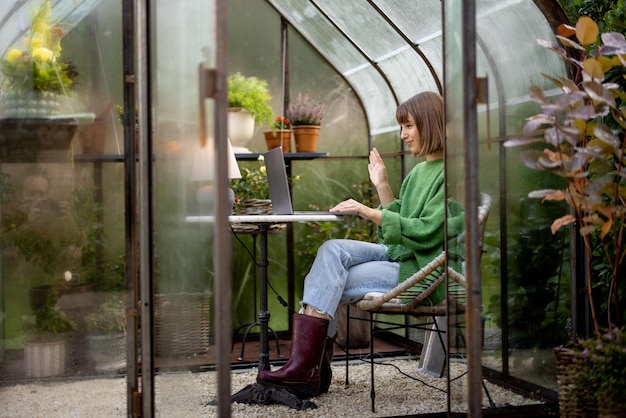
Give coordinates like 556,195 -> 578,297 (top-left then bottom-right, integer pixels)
128,0 -> 232,416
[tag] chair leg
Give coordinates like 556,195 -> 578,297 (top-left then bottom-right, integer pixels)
369,310 -> 376,413
233,322 -> 281,361
235,322 -> 259,361
345,305 -> 351,386
418,316 -> 447,377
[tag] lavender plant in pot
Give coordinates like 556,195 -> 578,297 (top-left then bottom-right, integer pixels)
286,93 -> 326,153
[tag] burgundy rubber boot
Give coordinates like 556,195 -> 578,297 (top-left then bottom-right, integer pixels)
257,313 -> 329,398
317,337 -> 335,395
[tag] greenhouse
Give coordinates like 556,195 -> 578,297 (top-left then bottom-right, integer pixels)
1,0 -> 625,417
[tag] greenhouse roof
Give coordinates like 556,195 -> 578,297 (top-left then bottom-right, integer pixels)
1,0 -> 567,138
267,0 -> 567,137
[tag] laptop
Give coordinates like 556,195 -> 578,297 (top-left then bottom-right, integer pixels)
264,146 -> 357,216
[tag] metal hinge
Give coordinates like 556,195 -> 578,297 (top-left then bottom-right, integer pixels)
198,64 -> 217,147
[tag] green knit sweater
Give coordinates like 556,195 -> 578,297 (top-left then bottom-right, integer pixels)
376,159 -> 465,304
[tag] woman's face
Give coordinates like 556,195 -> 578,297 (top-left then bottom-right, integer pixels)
400,114 -> 420,155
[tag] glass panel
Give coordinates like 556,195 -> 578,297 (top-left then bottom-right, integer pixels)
344,67 -> 398,135
269,0 -> 406,137
375,0 -> 443,43
316,0 -> 408,60
271,0 -> 367,73
0,0 -> 125,393
379,50 -> 440,101
475,0 -> 570,396
443,1 -> 467,413
0,0 -> 105,56
150,0 -> 217,414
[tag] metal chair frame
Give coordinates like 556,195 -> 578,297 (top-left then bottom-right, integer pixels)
344,193 -> 492,412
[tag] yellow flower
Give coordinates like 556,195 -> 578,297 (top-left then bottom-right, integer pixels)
31,1 -> 51,35
30,35 -> 45,49
6,49 -> 22,63
260,166 -> 267,174
32,47 -> 53,62
0,0 -> 74,94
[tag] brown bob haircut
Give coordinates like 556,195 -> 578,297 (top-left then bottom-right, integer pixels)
395,91 -> 444,157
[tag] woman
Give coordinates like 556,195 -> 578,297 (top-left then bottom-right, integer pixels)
257,91 -> 461,398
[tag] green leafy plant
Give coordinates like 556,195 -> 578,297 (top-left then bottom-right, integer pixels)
559,0 -> 626,36
485,195 -> 572,348
3,214 -> 84,282
0,0 -> 75,94
504,16 -> 626,333
22,302 -> 75,342
0,185 -> 105,288
71,187 -> 106,287
230,157 -> 270,214
230,156 -> 300,214
286,93 -> 326,126
575,326 -> 626,411
227,72 -> 273,125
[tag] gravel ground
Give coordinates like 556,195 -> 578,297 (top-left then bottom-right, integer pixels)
0,359 -> 543,417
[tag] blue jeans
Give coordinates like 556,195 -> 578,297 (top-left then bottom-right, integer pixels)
301,239 -> 400,336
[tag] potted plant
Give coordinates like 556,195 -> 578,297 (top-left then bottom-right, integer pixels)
23,301 -> 75,378
263,115 -> 292,152
230,156 -> 272,216
0,0 -> 77,118
574,327 -> 626,416
505,16 -> 626,415
286,93 -> 326,152
85,293 -> 126,370
227,72 -> 273,152
230,155 -> 299,232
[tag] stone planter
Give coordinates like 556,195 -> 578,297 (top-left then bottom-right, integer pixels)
24,338 -> 67,378
228,108 -> 255,152
1,91 -> 63,118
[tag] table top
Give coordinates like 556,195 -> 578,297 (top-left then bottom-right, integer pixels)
235,152 -> 328,161
186,213 -> 348,223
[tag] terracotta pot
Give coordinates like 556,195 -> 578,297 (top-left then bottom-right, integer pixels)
292,125 -> 320,152
78,123 -> 107,153
264,130 -> 292,153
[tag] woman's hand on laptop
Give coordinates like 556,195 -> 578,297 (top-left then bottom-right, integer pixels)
330,199 -> 382,225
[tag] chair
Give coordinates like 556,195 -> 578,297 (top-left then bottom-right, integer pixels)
345,193 -> 492,412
